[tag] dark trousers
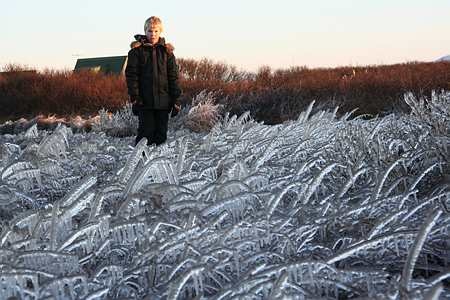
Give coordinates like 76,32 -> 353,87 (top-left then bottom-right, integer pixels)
135,109 -> 169,146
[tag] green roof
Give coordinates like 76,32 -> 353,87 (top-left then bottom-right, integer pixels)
74,56 -> 127,75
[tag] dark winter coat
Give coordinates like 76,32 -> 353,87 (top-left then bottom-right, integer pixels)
125,36 -> 182,110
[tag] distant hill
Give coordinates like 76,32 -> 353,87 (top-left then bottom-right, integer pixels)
436,55 -> 450,62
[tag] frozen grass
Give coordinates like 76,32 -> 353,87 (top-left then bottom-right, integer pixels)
0,90 -> 223,136
183,90 -> 222,132
0,91 -> 449,299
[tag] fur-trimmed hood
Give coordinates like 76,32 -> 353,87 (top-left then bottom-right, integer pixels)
129,35 -> 174,54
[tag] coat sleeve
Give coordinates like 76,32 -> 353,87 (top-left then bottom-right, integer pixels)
125,48 -> 140,98
167,53 -> 182,103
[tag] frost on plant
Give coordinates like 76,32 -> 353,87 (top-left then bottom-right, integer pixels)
0,90 -> 449,299
183,90 -> 223,132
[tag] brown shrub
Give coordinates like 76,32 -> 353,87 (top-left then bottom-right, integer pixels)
0,65 -> 127,119
1,60 -> 449,124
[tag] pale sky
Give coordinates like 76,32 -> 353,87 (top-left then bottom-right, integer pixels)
1,0 -> 449,72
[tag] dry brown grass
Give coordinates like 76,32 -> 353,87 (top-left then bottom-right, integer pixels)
0,64 -> 127,119
1,60 -> 449,124
178,60 -> 450,122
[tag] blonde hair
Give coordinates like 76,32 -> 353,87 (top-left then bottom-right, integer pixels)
144,16 -> 163,33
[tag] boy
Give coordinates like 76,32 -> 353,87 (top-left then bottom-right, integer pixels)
125,16 -> 182,146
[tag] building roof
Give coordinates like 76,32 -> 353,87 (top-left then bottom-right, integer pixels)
74,56 -> 127,75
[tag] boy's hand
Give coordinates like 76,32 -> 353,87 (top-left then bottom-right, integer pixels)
171,102 -> 181,117
130,95 -> 143,104
130,96 -> 143,116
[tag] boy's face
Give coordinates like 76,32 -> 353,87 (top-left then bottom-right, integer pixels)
146,25 -> 162,45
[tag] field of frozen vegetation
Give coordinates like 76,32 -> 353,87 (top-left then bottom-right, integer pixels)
0,91 -> 449,299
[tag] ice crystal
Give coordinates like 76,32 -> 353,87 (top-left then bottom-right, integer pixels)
0,91 -> 449,299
